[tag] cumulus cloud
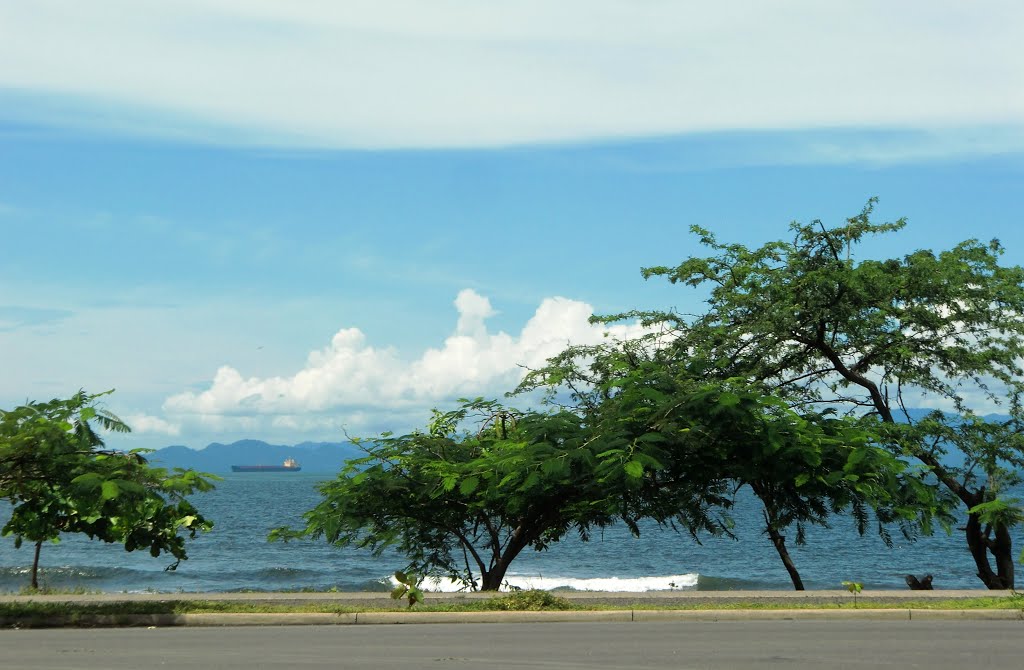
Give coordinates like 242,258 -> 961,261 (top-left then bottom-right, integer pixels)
0,2 -> 1021,149
124,413 -> 182,437
163,289 -> 647,431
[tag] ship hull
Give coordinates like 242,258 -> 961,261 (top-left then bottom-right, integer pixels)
230,465 -> 302,472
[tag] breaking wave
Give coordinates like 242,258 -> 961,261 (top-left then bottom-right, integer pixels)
390,573 -> 700,592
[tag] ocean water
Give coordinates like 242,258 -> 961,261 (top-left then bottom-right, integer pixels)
1,473 -> 1020,593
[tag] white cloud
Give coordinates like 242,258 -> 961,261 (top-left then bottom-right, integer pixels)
0,2 -> 1021,149
124,413 -> 181,437
454,289 -> 497,339
163,289 -> 647,432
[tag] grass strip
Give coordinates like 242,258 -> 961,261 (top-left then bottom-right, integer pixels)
3,591 -> 1024,619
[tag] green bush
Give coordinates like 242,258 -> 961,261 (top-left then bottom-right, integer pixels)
484,590 -> 577,611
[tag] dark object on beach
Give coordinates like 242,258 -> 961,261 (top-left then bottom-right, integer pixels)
905,574 -> 934,590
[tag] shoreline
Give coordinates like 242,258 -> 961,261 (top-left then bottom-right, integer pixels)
1,587 -> 1014,606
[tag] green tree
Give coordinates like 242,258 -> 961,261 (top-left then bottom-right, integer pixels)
272,400 -> 608,591
521,346 -> 943,590
632,199 -> 1024,588
0,391 -> 216,589
521,343 -> 736,540
272,398 -> 720,591
678,383 -> 946,590
893,411 -> 1024,588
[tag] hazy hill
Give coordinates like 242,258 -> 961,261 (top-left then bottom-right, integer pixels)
149,439 -> 364,474
146,410 -> 1014,475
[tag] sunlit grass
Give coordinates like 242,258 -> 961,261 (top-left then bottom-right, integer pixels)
2,590 -> 1023,624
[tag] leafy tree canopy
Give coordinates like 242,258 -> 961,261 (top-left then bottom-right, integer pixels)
520,342 -> 949,589
272,398 -> 725,591
0,391 -> 217,589
607,199 -> 1024,588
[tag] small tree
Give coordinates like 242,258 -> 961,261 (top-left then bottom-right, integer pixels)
521,347 -> 943,590
272,399 -> 692,591
0,391 -> 216,589
629,199 -> 1024,588
673,383 -> 946,590
893,411 -> 1024,589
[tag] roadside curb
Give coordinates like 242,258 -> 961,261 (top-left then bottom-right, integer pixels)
4,608 -> 1023,628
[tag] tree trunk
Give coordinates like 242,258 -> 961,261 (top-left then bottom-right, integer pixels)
765,523 -> 805,591
31,540 -> 42,591
479,526 -> 533,591
480,563 -> 508,591
992,523 -> 1015,590
753,485 -> 806,590
808,339 -> 1018,591
751,491 -> 805,591
965,512 -> 1015,590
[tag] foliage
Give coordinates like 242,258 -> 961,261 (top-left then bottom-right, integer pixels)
841,580 -> 863,607
390,570 -> 425,608
675,382 -> 948,590
483,589 -> 577,611
519,341 -> 741,538
519,339 -> 946,590
272,399 -> 634,591
612,199 -> 1024,588
639,199 -> 1024,412
6,594 -> 1024,624
900,410 -> 1024,570
0,391 -> 217,588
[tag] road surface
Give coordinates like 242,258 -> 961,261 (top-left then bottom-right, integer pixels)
3,620 -> 1023,669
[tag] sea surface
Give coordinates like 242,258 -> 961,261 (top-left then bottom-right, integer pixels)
2,473 -> 1021,593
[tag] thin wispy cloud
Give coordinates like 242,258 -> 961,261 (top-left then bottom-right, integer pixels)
0,306 -> 74,332
563,126 -> 1024,174
2,2 -> 1022,454
1,2 -> 1021,150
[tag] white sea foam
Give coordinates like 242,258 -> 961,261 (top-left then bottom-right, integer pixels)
390,573 -> 699,592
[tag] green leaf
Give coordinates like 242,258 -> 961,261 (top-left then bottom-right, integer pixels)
70,472 -> 104,488
634,432 -> 666,444
459,476 -> 480,495
540,459 -> 566,477
717,392 -> 740,407
518,471 -> 541,491
846,448 -> 869,468
101,480 -> 120,500
968,498 -> 1024,527
595,449 -> 624,459
623,460 -> 644,479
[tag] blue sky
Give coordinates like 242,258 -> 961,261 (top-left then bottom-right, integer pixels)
1,2 -> 1023,450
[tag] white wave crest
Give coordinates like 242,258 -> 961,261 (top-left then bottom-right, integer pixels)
390,573 -> 699,592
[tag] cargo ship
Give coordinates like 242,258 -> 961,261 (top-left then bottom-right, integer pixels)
231,458 -> 302,473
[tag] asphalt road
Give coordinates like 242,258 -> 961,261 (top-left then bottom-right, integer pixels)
3,621 -> 1024,669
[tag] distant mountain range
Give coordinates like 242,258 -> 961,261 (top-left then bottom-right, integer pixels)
148,439 -> 364,474
145,410 -> 1014,475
